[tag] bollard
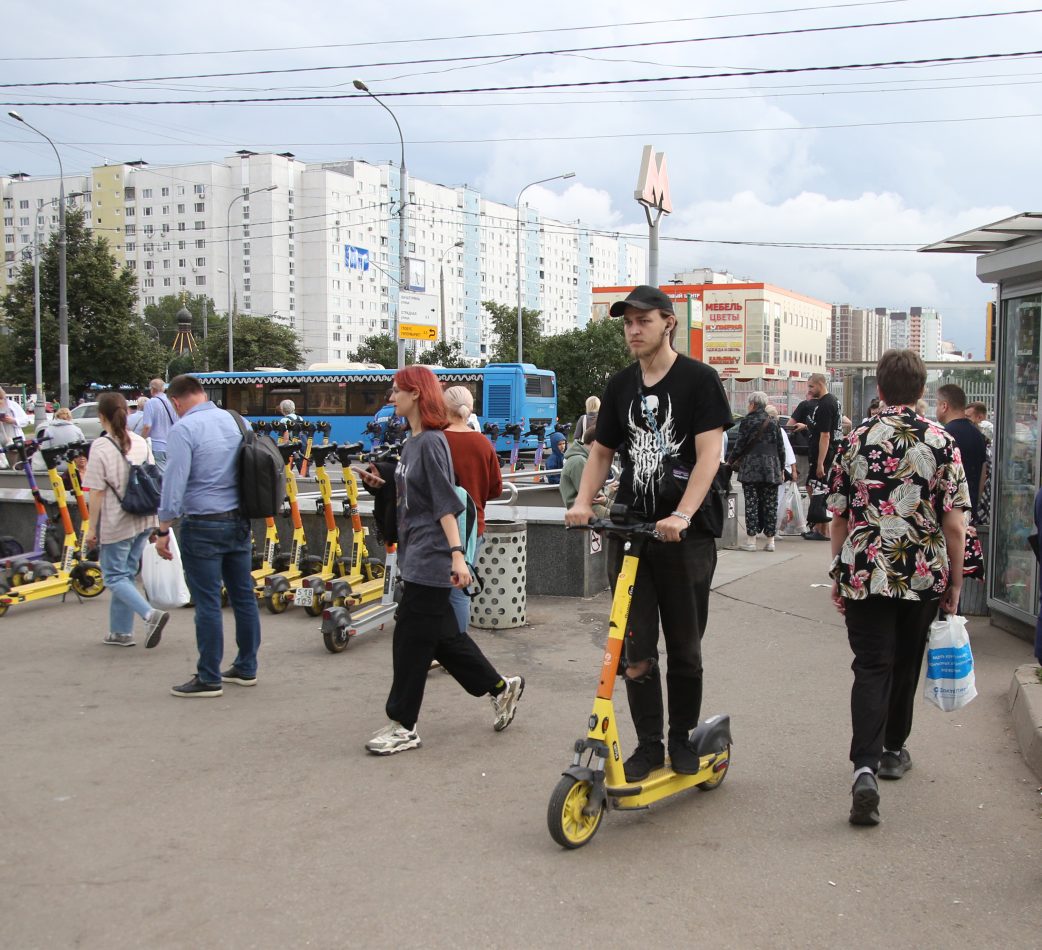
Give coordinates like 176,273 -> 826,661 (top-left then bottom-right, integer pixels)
472,521 -> 527,629
719,490 -> 739,550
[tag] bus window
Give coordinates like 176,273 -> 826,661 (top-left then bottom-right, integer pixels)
306,383 -> 348,415
453,380 -> 484,416
525,374 -> 555,398
225,382 -> 266,415
348,383 -> 391,416
203,385 -> 225,407
266,385 -> 303,415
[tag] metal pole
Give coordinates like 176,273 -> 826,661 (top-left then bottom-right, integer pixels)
440,260 -> 447,344
644,205 -> 663,288
226,194 -> 238,372
201,295 -> 209,371
398,159 -> 408,370
33,230 -> 45,425
57,179 -> 68,408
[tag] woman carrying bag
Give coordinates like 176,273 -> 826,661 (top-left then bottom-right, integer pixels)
360,366 -> 524,756
727,392 -> 786,551
82,392 -> 171,649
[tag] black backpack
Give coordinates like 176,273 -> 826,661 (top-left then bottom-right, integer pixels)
104,434 -> 163,516
228,411 -> 286,519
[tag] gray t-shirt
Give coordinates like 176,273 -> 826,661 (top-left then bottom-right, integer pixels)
395,429 -> 464,587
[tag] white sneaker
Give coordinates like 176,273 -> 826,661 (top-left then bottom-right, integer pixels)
764,538 -> 775,552
491,675 -> 525,732
738,538 -> 756,551
365,721 -> 421,755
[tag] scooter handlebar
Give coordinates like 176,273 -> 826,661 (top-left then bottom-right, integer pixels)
566,518 -> 686,541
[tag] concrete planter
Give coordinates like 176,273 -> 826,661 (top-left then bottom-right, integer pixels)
1007,664 -> 1042,781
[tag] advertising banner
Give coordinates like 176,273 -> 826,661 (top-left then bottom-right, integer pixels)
344,245 -> 370,272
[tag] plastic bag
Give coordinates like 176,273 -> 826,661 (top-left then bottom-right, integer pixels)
923,614 -> 977,712
777,480 -> 806,536
141,532 -> 191,609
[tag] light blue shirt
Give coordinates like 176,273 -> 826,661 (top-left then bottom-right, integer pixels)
158,401 -> 242,522
142,392 -> 177,450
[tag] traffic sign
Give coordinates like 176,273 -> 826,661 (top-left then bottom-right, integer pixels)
399,323 -> 438,341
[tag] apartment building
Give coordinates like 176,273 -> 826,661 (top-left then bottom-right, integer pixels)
2,152 -> 645,363
828,304 -> 889,363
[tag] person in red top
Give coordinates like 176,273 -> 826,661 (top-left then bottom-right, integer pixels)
443,385 -> 503,633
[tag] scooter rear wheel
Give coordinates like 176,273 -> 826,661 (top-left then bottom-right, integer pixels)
547,776 -> 604,849
697,745 -> 730,791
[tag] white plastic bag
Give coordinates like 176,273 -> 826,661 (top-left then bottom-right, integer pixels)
141,532 -> 191,609
923,614 -> 977,712
777,480 -> 806,536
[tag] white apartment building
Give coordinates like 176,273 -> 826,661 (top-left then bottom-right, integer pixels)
2,152 -> 645,364
828,304 -> 889,363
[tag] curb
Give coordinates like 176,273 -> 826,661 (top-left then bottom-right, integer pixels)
1007,664 -> 1042,782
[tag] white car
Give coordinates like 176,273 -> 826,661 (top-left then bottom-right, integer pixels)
69,402 -> 105,442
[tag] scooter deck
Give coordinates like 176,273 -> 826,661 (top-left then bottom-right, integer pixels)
607,753 -> 727,809
344,600 -> 397,636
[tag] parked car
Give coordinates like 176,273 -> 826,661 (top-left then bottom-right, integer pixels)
68,402 -> 105,442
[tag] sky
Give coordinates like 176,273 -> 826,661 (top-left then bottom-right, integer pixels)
4,0 -> 1042,355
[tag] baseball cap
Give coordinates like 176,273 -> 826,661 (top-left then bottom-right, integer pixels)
609,285 -> 675,318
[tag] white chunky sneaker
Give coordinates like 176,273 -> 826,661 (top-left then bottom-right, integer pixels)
491,675 -> 525,732
764,537 -> 775,552
365,721 -> 421,755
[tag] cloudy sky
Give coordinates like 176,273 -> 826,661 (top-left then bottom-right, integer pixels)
4,0 -> 1041,354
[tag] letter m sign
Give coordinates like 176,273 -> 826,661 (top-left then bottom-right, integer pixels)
634,145 -> 672,214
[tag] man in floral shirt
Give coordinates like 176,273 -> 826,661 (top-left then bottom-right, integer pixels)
826,349 -> 969,827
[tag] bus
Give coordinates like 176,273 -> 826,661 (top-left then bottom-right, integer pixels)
192,363 -> 558,451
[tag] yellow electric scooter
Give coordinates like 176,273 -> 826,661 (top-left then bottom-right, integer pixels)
547,510 -> 732,849
0,444 -> 105,617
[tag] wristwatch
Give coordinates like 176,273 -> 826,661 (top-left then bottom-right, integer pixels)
449,545 -> 465,555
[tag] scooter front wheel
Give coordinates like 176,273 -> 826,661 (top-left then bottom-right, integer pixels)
547,776 -> 604,849
697,745 -> 731,791
70,563 -> 105,598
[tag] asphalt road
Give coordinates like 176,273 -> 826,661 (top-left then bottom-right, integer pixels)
1,539 -> 1039,949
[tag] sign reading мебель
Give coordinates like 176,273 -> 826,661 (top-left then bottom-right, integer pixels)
399,291 -> 439,341
345,245 -> 370,271
704,299 -> 745,376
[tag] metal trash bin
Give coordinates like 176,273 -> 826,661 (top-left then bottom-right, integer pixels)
472,521 -> 527,629
718,490 -> 739,550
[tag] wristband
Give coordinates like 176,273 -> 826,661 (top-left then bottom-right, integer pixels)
670,511 -> 692,526
156,528 -> 170,537
449,545 -> 465,555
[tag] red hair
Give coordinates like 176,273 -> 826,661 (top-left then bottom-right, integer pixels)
394,365 -> 448,431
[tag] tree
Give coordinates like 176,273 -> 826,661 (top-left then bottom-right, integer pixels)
536,318 -> 630,423
418,339 -> 469,368
202,314 -> 305,371
346,334 -> 413,368
141,293 -> 219,377
483,301 -> 543,365
0,209 -> 165,394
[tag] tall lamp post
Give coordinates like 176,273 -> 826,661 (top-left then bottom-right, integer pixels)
226,184 -> 277,371
9,111 -> 70,408
353,79 -> 408,370
439,240 -> 464,346
515,172 -> 575,364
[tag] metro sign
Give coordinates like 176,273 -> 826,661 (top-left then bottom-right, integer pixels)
634,145 -> 672,215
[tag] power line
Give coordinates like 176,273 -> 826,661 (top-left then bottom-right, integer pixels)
0,1 -> 920,63
5,48 -> 1042,106
5,8 -> 1037,89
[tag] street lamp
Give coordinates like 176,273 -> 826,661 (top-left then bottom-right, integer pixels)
354,78 -> 409,370
515,172 -> 575,364
439,240 -> 465,347
9,111 -> 70,408
226,184 -> 277,371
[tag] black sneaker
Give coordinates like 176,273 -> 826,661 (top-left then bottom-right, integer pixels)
849,772 -> 881,826
878,747 -> 912,780
170,675 -> 223,698
668,739 -> 702,775
221,666 -> 258,687
802,530 -> 829,541
623,741 -> 665,782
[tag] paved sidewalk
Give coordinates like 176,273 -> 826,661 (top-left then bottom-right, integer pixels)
1,537 -> 1039,949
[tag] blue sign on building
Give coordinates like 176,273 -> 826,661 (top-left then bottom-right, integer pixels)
345,245 -> 370,272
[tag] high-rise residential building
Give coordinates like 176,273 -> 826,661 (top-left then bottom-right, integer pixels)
828,305 -> 888,363
910,306 -> 943,360
2,152 -> 645,363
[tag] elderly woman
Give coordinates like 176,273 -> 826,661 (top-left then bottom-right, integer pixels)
827,349 -> 969,827
727,392 -> 786,552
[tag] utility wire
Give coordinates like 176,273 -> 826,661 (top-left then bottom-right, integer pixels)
4,8 -> 1038,89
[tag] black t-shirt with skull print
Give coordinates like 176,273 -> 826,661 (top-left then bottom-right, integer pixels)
596,354 -> 734,523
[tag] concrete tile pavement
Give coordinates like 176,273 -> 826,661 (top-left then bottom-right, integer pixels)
0,538 -> 1039,948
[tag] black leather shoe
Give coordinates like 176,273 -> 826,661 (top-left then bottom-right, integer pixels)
849,772 -> 881,826
623,742 -> 665,782
171,675 -> 223,698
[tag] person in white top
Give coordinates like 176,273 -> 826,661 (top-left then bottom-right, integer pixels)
766,405 -> 805,536
0,387 -> 29,465
128,396 -> 149,435
82,392 -> 170,649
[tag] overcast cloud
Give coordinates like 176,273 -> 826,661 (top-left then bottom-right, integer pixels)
5,0 -> 1041,354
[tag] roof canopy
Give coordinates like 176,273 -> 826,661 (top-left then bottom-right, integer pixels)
919,212 -> 1042,254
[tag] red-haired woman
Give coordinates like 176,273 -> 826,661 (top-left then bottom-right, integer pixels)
362,365 -> 524,755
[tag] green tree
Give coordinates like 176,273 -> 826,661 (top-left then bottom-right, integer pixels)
537,318 -> 630,423
346,334 -> 413,368
483,300 -> 543,364
418,339 -> 469,368
0,209 -> 165,393
202,315 -> 305,371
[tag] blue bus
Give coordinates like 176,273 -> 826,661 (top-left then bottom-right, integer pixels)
192,363 -> 558,450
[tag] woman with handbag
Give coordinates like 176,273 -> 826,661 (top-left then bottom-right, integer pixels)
82,392 -> 170,649
727,392 -> 786,551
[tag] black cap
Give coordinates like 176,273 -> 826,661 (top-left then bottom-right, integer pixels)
609,285 -> 675,318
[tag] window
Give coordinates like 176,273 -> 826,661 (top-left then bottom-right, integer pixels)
161,187 -> 169,197
195,257 -> 205,267
142,188 -> 153,198
163,277 -> 171,287
195,239 -> 206,249
177,204 -> 185,214
126,242 -> 135,252
194,202 -> 205,213
242,208 -> 250,219
177,223 -> 186,232
178,258 -> 186,268
19,200 -> 29,209
177,240 -> 185,250
124,206 -> 135,217
194,221 -> 205,230
163,259 -> 171,269
143,207 -> 153,216
19,216 -> 29,227
194,184 -> 205,195
242,242 -> 250,254
161,205 -> 169,215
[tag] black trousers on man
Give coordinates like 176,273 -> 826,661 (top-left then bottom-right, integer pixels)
607,532 -> 717,746
385,581 -> 501,731
844,595 -> 938,771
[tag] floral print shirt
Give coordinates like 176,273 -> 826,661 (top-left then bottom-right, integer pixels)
827,406 -> 971,601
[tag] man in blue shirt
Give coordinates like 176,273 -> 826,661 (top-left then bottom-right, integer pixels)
155,374 -> 260,698
140,378 -> 178,474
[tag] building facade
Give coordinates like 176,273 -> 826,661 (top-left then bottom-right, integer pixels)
2,153 -> 645,364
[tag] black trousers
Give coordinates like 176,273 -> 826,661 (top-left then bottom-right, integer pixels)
385,581 -> 501,730
741,481 -> 779,536
844,595 -> 938,770
607,532 -> 717,745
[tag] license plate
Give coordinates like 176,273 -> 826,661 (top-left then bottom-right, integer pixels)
294,586 -> 315,607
